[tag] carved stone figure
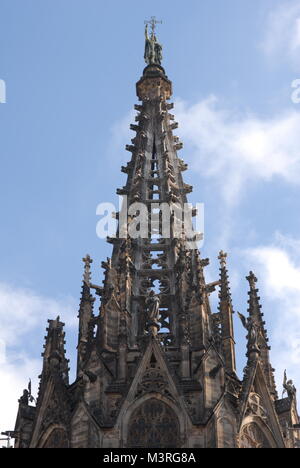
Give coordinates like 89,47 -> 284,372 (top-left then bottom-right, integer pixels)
145,290 -> 160,323
18,379 -> 35,405
283,370 -> 297,399
238,312 -> 260,351
19,389 -> 29,406
144,24 -> 163,65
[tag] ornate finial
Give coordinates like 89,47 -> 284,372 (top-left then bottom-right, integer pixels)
246,271 -> 257,289
83,254 -> 93,266
144,17 -> 163,65
218,250 -> 227,268
82,254 -> 93,285
218,250 -> 231,302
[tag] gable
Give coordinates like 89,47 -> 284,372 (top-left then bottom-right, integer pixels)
239,362 -> 285,448
113,337 -> 192,443
29,376 -> 70,448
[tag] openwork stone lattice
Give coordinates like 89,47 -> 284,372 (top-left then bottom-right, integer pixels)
127,399 -> 180,448
239,423 -> 271,449
247,393 -> 268,421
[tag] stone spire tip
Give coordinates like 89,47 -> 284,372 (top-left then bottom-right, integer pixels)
218,250 -> 227,268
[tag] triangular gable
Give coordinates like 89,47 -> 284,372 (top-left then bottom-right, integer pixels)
115,337 -> 190,424
239,360 -> 285,447
29,375 -> 70,447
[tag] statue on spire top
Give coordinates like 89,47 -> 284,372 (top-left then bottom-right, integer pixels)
144,17 -> 163,65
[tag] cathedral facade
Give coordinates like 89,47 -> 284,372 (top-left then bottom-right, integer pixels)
14,25 -> 299,449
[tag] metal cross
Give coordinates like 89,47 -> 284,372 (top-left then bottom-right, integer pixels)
144,16 -> 162,36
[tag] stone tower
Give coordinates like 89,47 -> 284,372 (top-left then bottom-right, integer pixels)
14,25 -> 299,449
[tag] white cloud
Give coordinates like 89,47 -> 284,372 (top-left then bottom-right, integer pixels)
0,355 -> 41,442
175,96 -> 300,205
106,109 -> 135,167
0,282 -> 77,437
261,0 -> 300,70
0,282 -> 77,347
245,233 -> 300,397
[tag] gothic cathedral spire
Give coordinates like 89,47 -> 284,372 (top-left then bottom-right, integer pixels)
13,23 -> 299,449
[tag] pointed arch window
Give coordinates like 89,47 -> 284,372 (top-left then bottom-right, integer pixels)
239,422 -> 274,448
127,398 -> 180,448
42,428 -> 69,448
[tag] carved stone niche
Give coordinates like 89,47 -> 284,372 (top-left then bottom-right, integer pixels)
127,398 -> 180,448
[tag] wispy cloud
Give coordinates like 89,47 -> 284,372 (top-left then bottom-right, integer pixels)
0,282 -> 77,435
175,96 -> 300,205
244,233 -> 300,395
106,109 -> 135,167
0,282 -> 77,346
261,0 -> 300,71
0,355 -> 41,438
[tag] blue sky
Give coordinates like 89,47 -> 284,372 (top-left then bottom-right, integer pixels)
1,0 -> 300,433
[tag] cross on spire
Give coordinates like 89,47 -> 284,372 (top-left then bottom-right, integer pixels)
246,271 -> 257,289
144,16 -> 162,36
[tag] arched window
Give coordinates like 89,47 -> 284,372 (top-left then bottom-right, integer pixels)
127,398 -> 180,448
239,422 -> 273,448
42,428 -> 69,448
